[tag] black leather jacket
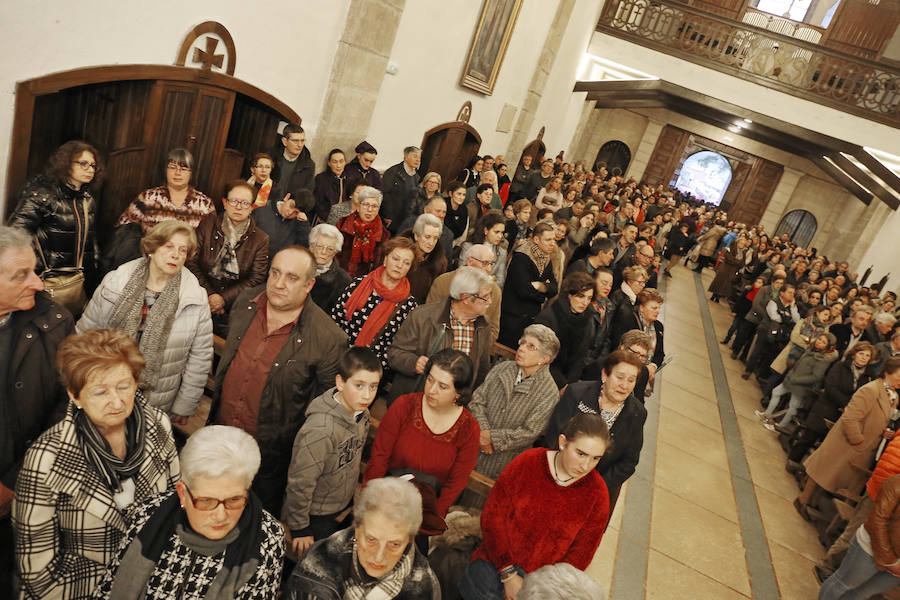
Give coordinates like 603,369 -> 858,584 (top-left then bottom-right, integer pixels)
8,175 -> 99,279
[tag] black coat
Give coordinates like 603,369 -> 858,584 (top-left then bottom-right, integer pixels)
380,162 -> 421,234
9,175 -> 100,287
544,381 -> 647,494
269,145 -> 315,205
805,358 -> 872,431
664,227 -> 693,258
252,196 -> 311,258
310,261 -> 351,313
499,249 -> 558,348
313,170 -> 345,222
534,298 -> 597,387
0,293 -> 73,489
608,305 -> 665,368
829,323 -> 875,357
342,158 -> 382,198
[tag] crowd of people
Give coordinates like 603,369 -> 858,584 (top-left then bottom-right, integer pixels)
2,128 -> 900,599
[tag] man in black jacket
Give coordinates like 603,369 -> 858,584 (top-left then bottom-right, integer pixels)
269,123 -> 316,208
380,146 -> 421,234
831,306 -> 875,356
0,225 -> 73,596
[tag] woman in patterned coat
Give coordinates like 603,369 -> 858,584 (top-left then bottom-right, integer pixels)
13,330 -> 179,600
332,236 -> 421,368
468,324 -> 560,480
91,426 -> 284,600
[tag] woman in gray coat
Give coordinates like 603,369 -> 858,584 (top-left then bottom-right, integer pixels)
77,220 -> 213,423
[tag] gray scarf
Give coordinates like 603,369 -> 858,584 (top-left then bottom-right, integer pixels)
210,216 -> 250,281
108,258 -> 181,392
344,536 -> 415,600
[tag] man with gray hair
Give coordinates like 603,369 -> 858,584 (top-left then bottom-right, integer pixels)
307,223 -> 350,311
388,266 -> 493,400
398,195 -> 453,254
427,244 -> 502,341
381,145 -> 422,234
0,225 -> 74,595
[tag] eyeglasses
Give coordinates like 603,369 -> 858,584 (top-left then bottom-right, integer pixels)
72,160 -> 98,171
359,202 -> 380,210
183,484 -> 248,511
311,243 -> 337,254
167,162 -> 191,173
470,293 -> 492,304
226,198 -> 253,208
468,256 -> 496,268
625,347 -> 651,364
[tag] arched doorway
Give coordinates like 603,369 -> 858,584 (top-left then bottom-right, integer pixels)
519,126 -> 547,168
6,65 -> 299,242
775,209 -> 818,247
420,102 -> 482,190
594,140 -> 631,177
674,150 -> 733,205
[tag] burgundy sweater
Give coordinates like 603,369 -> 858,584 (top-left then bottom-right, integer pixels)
364,393 -> 480,516
472,447 -> 609,573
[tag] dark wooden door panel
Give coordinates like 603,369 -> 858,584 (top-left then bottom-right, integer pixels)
420,123 -> 481,191
730,158 -> 782,225
643,125 -> 690,187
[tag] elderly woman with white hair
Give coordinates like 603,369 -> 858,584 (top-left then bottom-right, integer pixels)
468,324 -> 560,479
284,477 -> 440,599
336,186 -> 391,278
308,223 -> 351,311
402,213 -> 447,303
91,426 -> 285,600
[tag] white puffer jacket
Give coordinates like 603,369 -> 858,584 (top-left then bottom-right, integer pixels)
76,258 -> 214,416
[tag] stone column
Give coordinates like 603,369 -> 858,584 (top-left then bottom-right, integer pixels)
625,119 -> 664,181
758,167 -> 804,232
311,0 -> 406,169
504,0 -> 576,165
567,100 -> 597,163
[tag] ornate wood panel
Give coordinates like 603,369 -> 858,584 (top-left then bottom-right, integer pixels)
821,0 -> 900,60
729,158 -> 783,225
686,0 -> 749,19
719,160 -> 752,212
642,125 -> 691,186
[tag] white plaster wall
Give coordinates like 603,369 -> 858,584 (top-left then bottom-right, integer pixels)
588,32 -> 900,155
366,0 -> 565,169
0,0 -> 350,208
857,205 -> 900,293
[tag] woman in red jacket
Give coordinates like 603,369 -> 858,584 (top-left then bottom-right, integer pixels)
459,412 -> 611,600
364,349 -> 480,538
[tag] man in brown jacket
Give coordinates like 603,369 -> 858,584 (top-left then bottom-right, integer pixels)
427,244 -> 502,342
210,245 -> 348,515
388,267 -> 493,401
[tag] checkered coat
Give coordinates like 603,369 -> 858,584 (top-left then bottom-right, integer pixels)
12,398 -> 180,600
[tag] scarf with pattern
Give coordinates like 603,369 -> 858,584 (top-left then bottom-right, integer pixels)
210,216 -> 250,281
349,213 -> 385,268
527,242 -> 550,273
344,267 -> 410,347
344,535 -> 415,600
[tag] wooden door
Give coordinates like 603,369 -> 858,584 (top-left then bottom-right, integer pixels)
642,125 -> 691,187
719,160 -> 752,213
594,140 -> 632,176
821,0 -> 900,60
149,82 -> 235,198
729,158 -> 783,225
686,0 -> 748,19
520,137 -> 546,168
420,122 -> 482,189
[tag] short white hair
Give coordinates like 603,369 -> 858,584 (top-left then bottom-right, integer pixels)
357,186 -> 383,205
462,243 -> 492,264
413,213 -> 442,236
354,477 -> 422,536
309,223 -> 343,252
449,266 -> 493,300
180,426 -> 261,488
519,563 -> 606,600
0,226 -> 33,272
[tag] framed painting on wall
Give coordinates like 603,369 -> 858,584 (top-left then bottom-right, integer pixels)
460,0 -> 524,95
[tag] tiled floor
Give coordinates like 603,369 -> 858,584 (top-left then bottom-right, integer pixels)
585,266 -> 826,599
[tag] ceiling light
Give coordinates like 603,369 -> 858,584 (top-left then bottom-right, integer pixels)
728,125 -> 740,133
723,137 -> 733,142
743,118 -> 753,123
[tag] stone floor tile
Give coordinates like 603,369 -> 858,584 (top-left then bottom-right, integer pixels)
645,549 -> 750,600
658,407 -> 729,470
655,441 -> 738,522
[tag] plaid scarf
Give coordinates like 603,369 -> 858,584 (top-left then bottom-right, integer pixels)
344,535 -> 415,600
210,216 -> 250,281
528,242 -> 550,273
449,307 -> 475,355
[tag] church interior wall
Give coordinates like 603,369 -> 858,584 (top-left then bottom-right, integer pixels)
574,108 -> 650,167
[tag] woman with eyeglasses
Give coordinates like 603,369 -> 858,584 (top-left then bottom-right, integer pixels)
187,180 -> 270,337
608,265 -> 649,332
91,426 -> 285,600
545,349 -> 648,511
609,287 -> 665,381
9,140 -> 103,314
13,330 -> 179,600
336,186 -> 391,278
117,148 -> 214,233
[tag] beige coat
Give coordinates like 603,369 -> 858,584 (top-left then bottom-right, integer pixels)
805,379 -> 897,495
427,268 -> 501,342
696,225 -> 726,257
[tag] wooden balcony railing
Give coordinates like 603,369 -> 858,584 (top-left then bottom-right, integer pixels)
596,0 -> 900,127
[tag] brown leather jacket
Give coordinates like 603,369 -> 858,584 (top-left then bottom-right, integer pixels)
867,473 -> 900,568
187,212 -> 270,309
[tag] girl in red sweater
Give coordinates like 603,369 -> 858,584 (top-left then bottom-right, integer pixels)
459,413 -> 611,600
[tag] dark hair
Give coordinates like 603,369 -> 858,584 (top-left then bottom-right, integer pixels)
282,123 -> 304,138
536,208 -> 554,222
380,236 -> 422,273
446,181 -> 466,195
425,348 -> 474,406
589,237 -> 615,256
166,147 -> 194,170
594,266 -> 613,279
602,349 -> 645,375
45,140 -> 105,186
560,272 -> 595,297
559,413 -> 610,447
476,183 -> 493,195
337,347 -> 383,379
468,155 -> 483,169
532,222 -> 555,238
472,212 -> 506,243
251,152 -> 273,167
636,288 -> 664,306
224,179 -> 258,203
881,356 -> 900,378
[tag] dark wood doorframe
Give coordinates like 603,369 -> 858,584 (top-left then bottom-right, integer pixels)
419,119 -> 482,190
6,64 -> 300,205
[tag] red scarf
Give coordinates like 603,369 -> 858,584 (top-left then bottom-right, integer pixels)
348,213 -> 384,269
344,266 -> 410,347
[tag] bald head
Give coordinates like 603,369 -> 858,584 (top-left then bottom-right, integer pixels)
465,244 -> 496,274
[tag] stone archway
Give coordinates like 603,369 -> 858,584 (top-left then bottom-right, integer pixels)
594,140 -> 632,176
674,150 -> 733,205
775,209 -> 818,247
